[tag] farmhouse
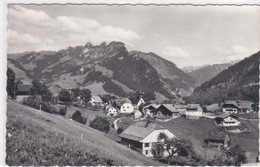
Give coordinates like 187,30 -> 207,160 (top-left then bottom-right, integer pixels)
119,122 -> 176,157
154,104 -> 176,118
204,130 -> 230,149
133,109 -> 143,119
173,104 -> 188,115
107,106 -> 118,117
120,103 -> 134,114
15,84 -> 32,103
236,100 -> 254,113
185,104 -> 203,119
89,95 -> 103,106
215,114 -> 241,127
143,104 -> 160,115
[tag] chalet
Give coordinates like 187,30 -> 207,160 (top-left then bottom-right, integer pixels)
133,109 -> 143,119
185,104 -> 203,119
215,114 -> 241,127
119,122 -> 176,157
89,95 -> 103,106
172,104 -> 188,115
15,84 -> 33,103
154,104 -> 176,118
143,104 -> 160,115
222,103 -> 240,114
120,103 -> 134,114
236,100 -> 254,113
204,130 -> 230,149
107,106 -> 118,117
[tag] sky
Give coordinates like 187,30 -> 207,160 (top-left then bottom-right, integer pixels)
6,4 -> 260,67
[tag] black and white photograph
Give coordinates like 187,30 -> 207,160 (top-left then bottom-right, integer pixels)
2,0 -> 260,166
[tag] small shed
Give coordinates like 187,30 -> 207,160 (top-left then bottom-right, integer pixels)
204,130 -> 230,149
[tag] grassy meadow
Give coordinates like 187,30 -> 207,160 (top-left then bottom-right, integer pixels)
6,100 -> 159,166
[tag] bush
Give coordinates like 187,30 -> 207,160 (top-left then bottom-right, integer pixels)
22,96 -> 41,110
89,116 -> 110,133
42,102 -> 59,114
72,110 -> 87,124
117,128 -> 124,134
59,106 -> 67,116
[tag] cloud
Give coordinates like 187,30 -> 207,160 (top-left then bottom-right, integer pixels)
162,46 -> 191,59
7,30 -> 41,45
7,5 -> 143,53
215,45 -> 257,62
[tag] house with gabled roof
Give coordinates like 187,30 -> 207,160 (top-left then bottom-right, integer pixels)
215,113 -> 241,127
89,95 -> 103,106
119,121 -> 176,157
154,104 -> 176,118
204,130 -> 230,149
236,100 -> 254,113
16,84 -> 33,103
143,104 -> 160,115
185,104 -> 203,119
120,102 -> 134,114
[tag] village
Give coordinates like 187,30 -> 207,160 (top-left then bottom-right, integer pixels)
12,82 -> 259,165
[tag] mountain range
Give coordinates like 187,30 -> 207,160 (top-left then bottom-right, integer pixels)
7,41 -> 196,102
185,51 -> 259,104
184,62 -> 235,86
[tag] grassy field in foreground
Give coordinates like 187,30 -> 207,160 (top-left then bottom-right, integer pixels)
159,116 -> 259,163
6,100 -> 159,166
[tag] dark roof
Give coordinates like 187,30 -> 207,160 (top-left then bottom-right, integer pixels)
224,100 -> 254,110
16,84 -> 32,93
207,130 -> 228,140
118,122 -> 165,142
144,104 -> 160,109
222,103 -> 240,109
216,113 -> 238,119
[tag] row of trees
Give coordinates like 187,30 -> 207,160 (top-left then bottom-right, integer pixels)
58,88 -> 91,104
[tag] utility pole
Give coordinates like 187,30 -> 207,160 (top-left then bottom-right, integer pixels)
13,79 -> 17,101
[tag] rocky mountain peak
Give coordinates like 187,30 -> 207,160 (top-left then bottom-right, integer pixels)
85,42 -> 92,48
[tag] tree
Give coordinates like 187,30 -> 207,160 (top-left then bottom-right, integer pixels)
70,88 -> 81,102
152,132 -> 197,164
6,68 -> 15,99
72,110 -> 87,124
151,142 -> 164,161
207,145 -> 247,166
58,89 -> 71,103
80,89 -> 91,103
89,116 -> 110,133
30,80 -> 52,102
226,145 -> 247,166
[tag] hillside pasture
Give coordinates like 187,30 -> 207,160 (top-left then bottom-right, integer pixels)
159,116 -> 259,163
6,100 -> 159,166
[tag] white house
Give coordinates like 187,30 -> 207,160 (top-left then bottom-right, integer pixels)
119,122 -> 176,157
89,95 -> 103,106
215,114 -> 241,127
133,109 -> 143,119
120,103 -> 134,114
15,84 -> 33,103
185,104 -> 203,119
107,106 -> 118,117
